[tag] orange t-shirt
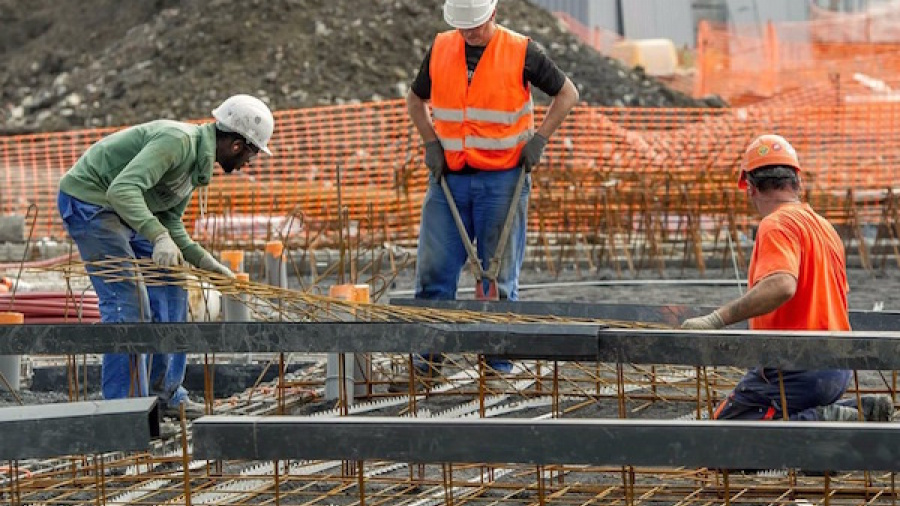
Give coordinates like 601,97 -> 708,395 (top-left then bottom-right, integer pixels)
747,203 -> 850,331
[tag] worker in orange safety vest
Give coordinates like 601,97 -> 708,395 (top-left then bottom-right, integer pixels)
406,0 -> 579,376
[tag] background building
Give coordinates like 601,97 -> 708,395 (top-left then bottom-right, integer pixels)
528,0 -> 816,47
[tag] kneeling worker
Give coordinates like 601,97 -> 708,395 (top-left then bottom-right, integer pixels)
682,134 -> 892,422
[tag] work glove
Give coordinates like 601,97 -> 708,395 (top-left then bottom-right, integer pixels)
152,232 -> 182,267
198,253 -> 236,279
681,310 -> 726,330
424,140 -> 448,180
519,133 -> 548,173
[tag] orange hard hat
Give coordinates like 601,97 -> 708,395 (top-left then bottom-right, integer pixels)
738,134 -> 800,189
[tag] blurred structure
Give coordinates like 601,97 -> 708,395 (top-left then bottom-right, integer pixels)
696,0 -> 900,104
531,0 -> 808,49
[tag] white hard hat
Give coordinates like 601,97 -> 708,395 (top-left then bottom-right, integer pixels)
443,0 -> 498,29
212,94 -> 274,155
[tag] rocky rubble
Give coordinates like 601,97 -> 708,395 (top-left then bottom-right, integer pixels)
0,0 -> 721,135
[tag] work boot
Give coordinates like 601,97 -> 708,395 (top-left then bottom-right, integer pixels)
816,404 -> 861,422
859,395 -> 894,422
163,398 -> 207,420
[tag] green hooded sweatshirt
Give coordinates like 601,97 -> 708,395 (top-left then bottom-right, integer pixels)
59,120 -> 216,266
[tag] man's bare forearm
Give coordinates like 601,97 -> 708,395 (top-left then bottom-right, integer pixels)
717,273 -> 797,326
406,91 -> 438,143
536,78 -> 579,139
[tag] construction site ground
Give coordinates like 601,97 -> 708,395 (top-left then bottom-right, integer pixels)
1,264 -> 897,410
0,261 -> 897,505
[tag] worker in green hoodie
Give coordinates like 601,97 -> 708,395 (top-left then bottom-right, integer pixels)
57,94 -> 275,419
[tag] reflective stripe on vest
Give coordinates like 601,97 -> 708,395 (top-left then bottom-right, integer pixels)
440,138 -> 464,152
465,130 -> 533,150
466,101 -> 534,125
429,27 -> 533,171
432,107 -> 465,122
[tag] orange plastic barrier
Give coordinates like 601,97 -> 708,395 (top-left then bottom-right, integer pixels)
554,11 -> 623,56
695,5 -> 900,106
2,100 -> 900,250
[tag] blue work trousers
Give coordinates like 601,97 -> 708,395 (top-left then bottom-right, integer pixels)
713,368 -> 852,421
415,168 -> 530,300
57,191 -> 188,408
414,168 -> 529,370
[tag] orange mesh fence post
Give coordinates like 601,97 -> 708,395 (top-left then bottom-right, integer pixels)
694,19 -> 710,98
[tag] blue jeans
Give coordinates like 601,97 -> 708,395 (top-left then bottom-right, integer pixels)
57,191 -> 189,407
714,368 -> 851,421
414,168 -> 530,370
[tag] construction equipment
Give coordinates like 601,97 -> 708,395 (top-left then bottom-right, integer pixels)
439,169 -> 527,300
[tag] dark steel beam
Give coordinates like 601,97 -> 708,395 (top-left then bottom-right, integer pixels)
193,416 -> 900,472
0,398 -> 159,460
390,299 -> 900,331
0,322 -> 600,360
4,321 -> 900,369
598,328 -> 900,369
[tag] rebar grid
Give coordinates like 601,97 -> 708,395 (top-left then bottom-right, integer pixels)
41,258 -> 669,328
0,260 -> 893,505
6,450 -> 900,505
4,353 -> 897,506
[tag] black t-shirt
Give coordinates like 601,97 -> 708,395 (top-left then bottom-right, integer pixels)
410,39 -> 566,100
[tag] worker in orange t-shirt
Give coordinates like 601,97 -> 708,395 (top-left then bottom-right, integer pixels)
681,134 -> 893,422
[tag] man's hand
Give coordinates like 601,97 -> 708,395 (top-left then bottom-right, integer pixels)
681,311 -> 726,330
198,254 -> 236,279
424,140 -> 447,180
519,133 -> 548,173
152,233 -> 182,267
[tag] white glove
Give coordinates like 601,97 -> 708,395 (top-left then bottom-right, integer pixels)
198,253 -> 236,279
152,233 -> 182,267
681,311 -> 725,330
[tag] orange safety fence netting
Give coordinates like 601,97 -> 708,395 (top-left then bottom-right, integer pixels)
2,99 -> 900,250
696,4 -> 900,106
554,11 -> 624,56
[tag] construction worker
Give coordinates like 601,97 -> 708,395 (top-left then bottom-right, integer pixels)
407,0 -> 579,375
682,134 -> 893,422
56,94 -> 274,418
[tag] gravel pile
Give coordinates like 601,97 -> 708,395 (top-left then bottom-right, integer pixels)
0,0 -> 721,135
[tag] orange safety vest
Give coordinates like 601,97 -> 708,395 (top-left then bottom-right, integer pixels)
430,27 -> 534,171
